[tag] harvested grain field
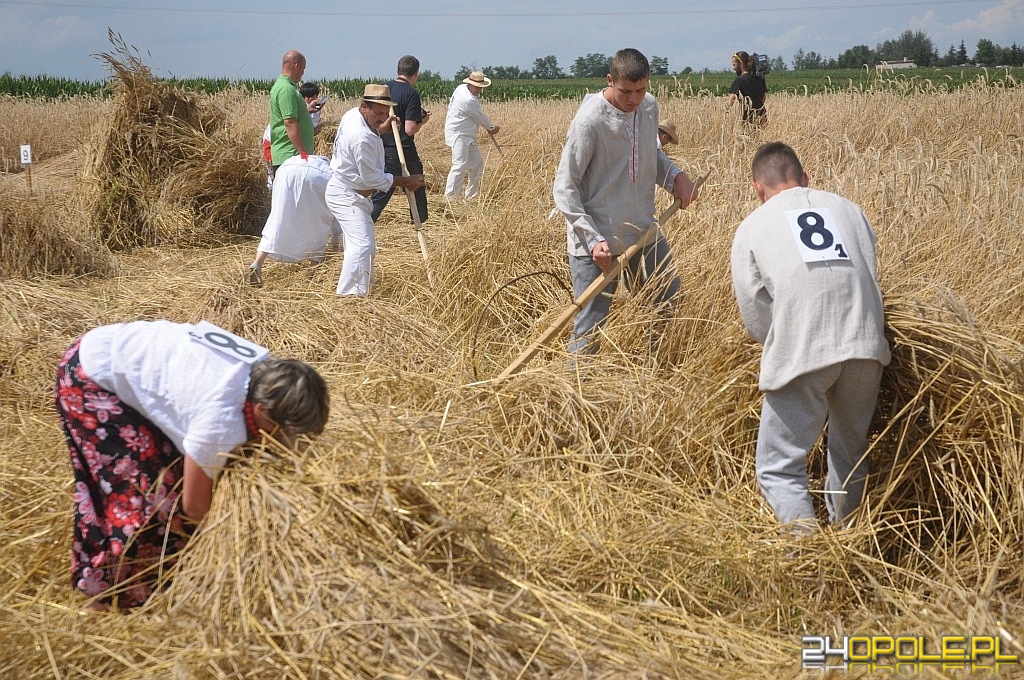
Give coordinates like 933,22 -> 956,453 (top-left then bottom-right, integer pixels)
1,54 -> 1023,678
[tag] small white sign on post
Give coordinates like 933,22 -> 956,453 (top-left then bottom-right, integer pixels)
20,144 -> 34,194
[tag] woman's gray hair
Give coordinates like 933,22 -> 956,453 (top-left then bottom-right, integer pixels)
248,358 -> 329,436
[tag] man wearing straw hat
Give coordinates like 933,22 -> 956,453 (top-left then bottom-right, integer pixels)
731,141 -> 890,532
444,70 -> 500,200
371,55 -> 432,225
657,119 -> 678,149
553,48 -> 699,359
325,84 -> 424,296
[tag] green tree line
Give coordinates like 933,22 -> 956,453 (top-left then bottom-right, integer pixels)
2,31 -> 1020,101
790,32 -> 1023,70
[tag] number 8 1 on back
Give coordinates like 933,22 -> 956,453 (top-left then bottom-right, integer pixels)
785,207 -> 850,263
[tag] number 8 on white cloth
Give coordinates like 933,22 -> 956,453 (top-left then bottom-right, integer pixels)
785,207 -> 850,263
188,321 -> 269,364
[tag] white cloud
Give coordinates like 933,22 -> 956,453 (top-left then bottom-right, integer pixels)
949,0 -> 1024,42
34,15 -> 100,51
757,24 -> 808,56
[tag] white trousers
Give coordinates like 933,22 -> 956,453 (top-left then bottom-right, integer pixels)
325,182 -> 374,296
445,137 -> 483,199
756,359 -> 884,528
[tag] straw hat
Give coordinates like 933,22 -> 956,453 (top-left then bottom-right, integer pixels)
658,119 -> 679,145
361,83 -> 397,107
462,71 -> 492,88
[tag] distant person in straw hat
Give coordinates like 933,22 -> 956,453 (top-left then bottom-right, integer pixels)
325,84 -> 425,296
657,119 -> 678,149
727,50 -> 768,127
731,142 -> 890,532
247,153 -> 338,286
55,319 -> 329,610
269,50 -> 315,169
371,55 -> 432,225
444,70 -> 500,200
553,48 -> 699,359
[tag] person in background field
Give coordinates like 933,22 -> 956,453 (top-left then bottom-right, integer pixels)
325,84 -> 424,296
263,76 -> 325,188
300,81 -> 326,130
247,153 -> 338,286
268,50 -> 314,173
727,50 -> 768,127
657,119 -> 678,149
371,55 -> 431,224
553,48 -> 699,361
56,319 -> 330,611
444,70 -> 500,200
730,142 -> 890,533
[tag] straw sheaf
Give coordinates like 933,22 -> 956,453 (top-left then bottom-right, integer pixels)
81,35 -> 266,249
0,189 -> 118,278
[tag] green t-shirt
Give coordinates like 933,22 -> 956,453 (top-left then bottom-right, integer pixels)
269,75 -> 314,165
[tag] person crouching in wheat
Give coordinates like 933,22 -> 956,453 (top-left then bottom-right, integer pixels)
55,319 -> 329,611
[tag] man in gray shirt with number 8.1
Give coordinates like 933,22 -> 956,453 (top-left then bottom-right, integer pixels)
731,141 -> 891,533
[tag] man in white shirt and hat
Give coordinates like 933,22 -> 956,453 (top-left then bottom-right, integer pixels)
444,70 -> 500,200
325,84 -> 424,296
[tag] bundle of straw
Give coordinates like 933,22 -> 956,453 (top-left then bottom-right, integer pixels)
81,31 -> 266,248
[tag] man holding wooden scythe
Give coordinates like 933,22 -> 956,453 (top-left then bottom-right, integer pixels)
444,70 -> 500,200
553,48 -> 699,360
325,84 -> 424,296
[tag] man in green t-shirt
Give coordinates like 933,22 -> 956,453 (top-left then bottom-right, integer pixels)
269,50 -> 315,167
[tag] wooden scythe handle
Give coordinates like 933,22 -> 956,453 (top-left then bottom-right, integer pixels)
487,129 -> 503,157
495,171 -> 708,380
390,108 -> 434,285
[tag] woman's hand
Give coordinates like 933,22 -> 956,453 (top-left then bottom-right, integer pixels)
181,456 -> 214,521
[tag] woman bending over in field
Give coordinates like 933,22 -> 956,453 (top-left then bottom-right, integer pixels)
55,319 -> 329,611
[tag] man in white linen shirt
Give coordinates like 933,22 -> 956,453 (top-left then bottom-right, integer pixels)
731,141 -> 891,532
444,70 -> 500,199
325,84 -> 424,296
553,48 -> 698,359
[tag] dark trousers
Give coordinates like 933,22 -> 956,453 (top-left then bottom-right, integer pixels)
371,144 -> 428,224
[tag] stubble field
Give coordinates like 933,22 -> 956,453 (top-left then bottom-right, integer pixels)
1,61 -> 1023,678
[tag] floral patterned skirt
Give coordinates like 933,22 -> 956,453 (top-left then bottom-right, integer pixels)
55,337 -> 193,609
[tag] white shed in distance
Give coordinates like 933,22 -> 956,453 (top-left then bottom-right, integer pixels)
876,58 -> 918,72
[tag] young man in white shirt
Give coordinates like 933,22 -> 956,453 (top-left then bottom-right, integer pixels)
553,48 -> 698,359
731,141 -> 891,532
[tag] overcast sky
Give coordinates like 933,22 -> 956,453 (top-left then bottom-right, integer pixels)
2,0 -> 1021,81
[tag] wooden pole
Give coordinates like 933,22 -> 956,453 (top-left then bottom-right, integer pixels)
390,108 -> 434,286
486,130 -> 503,158
496,171 -> 708,380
